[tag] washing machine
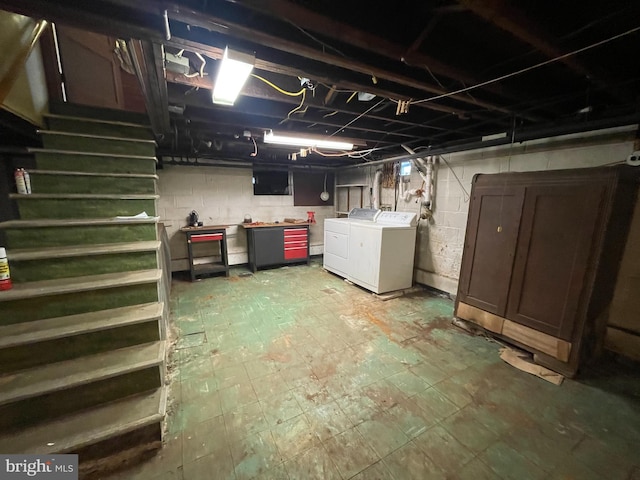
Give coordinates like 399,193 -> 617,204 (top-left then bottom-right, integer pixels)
324,209 -> 417,294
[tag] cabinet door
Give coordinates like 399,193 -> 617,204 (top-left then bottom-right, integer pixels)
253,228 -> 284,266
458,186 -> 524,315
506,184 -> 604,340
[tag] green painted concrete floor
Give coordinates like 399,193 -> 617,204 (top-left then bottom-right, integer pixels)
107,260 -> 640,480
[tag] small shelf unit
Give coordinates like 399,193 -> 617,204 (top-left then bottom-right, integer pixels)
335,184 -> 369,217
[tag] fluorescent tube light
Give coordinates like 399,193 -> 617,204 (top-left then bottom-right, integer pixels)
481,132 -> 507,142
212,47 -> 254,106
263,131 -> 353,151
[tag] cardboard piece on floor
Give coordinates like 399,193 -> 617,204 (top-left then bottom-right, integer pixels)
374,286 -> 423,301
499,348 -> 564,385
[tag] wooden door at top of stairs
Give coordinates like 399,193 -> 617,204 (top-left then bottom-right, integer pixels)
56,25 -> 144,112
457,185 -> 524,316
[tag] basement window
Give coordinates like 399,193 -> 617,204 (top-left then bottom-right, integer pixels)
253,169 -> 291,195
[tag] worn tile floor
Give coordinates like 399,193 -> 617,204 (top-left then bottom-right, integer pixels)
106,260 -> 640,479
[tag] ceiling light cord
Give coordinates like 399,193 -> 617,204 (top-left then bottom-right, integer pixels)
250,74 -> 305,96
280,89 -> 307,124
413,24 -> 640,105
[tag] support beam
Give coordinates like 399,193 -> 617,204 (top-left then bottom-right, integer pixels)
101,0 -> 527,118
406,15 -> 441,55
163,37 -> 480,119
167,4 -> 516,115
167,88 -> 440,141
129,40 -> 170,134
166,72 -> 463,135
459,0 -> 628,101
222,0 -> 492,92
163,34 -> 530,124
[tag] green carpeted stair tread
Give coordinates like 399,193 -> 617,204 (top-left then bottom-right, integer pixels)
0,269 -> 162,302
0,341 -> 164,405
0,302 -> 163,349
8,241 -> 160,261
0,387 -> 166,454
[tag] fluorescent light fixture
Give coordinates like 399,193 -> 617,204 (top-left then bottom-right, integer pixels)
263,131 -> 353,151
481,131 -> 507,142
212,47 -> 254,106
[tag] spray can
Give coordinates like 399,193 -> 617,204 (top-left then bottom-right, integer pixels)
14,169 -> 27,194
0,247 -> 12,290
23,170 -> 31,194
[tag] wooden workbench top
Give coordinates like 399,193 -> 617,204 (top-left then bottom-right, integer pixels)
240,222 -> 310,229
179,225 -> 233,232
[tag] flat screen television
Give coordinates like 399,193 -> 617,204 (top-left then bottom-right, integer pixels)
253,170 -> 290,195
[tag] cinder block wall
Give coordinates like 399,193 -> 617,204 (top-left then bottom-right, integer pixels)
338,125 -> 638,294
157,165 -> 334,272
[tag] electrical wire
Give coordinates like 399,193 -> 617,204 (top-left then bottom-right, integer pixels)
184,72 -> 207,78
425,65 -> 446,90
482,5 -> 634,78
250,74 -> 305,96
288,21 -> 347,58
346,91 -> 358,103
413,24 -> 640,105
280,89 -> 307,124
329,98 -> 386,137
250,136 -> 257,157
195,52 -> 206,77
317,82 -> 358,93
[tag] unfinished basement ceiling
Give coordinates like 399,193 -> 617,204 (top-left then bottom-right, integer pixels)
2,0 -> 640,167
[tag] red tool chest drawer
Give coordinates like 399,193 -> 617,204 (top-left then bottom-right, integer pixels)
190,233 -> 223,242
284,247 -> 308,259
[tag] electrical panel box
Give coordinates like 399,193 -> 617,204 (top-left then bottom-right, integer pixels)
165,52 -> 190,75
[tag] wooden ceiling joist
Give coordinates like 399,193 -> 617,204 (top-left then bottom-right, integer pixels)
459,0 -> 628,101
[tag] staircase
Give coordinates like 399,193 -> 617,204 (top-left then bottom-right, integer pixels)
0,103 -> 169,476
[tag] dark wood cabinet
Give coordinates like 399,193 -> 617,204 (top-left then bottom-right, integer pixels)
244,225 -> 310,272
458,185 -> 524,316
455,166 -> 639,376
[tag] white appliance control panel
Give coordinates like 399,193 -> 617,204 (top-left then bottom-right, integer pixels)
348,208 -> 380,221
375,211 -> 417,226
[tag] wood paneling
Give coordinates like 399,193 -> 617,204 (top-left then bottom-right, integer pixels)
502,320 -> 572,362
293,172 -> 334,207
455,302 -> 504,333
57,26 -> 124,109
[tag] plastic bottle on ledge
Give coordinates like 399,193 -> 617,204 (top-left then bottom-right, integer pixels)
0,247 -> 12,290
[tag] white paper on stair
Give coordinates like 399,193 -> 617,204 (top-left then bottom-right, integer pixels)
115,212 -> 158,220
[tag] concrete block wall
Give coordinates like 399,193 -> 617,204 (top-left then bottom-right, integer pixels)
337,125 -> 638,294
158,165 -> 334,272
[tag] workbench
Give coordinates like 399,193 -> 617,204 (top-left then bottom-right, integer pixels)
241,223 -> 310,272
180,225 -> 230,281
